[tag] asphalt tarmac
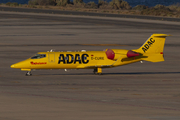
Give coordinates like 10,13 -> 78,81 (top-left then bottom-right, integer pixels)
0,11 -> 180,120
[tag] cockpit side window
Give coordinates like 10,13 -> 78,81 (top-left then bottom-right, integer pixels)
31,54 -> 46,59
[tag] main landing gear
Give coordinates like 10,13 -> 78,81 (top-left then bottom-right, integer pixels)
93,68 -> 102,75
26,71 -> 32,76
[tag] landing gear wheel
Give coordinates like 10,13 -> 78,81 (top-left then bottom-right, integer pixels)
97,73 -> 102,75
93,68 -> 98,74
26,71 -> 32,76
93,68 -> 102,75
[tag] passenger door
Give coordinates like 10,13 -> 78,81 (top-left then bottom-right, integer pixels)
48,53 -> 55,63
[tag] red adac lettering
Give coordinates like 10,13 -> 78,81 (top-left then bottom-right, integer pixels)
30,62 -> 47,65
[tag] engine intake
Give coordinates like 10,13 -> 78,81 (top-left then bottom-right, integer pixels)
105,49 -> 115,60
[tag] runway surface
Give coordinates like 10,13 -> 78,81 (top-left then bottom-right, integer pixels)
0,11 -> 180,120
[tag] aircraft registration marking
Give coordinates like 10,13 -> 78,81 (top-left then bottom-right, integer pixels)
91,57 -> 104,60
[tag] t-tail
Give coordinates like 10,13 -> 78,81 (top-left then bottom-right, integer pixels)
134,34 -> 171,62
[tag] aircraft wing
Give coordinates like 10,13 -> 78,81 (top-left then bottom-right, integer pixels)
77,65 -> 113,69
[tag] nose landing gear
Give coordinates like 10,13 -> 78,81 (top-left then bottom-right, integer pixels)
26,71 -> 32,76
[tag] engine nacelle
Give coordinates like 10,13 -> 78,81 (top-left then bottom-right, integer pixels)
127,50 -> 140,58
105,49 -> 140,60
105,49 -> 115,60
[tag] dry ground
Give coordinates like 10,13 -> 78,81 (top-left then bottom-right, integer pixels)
0,11 -> 180,120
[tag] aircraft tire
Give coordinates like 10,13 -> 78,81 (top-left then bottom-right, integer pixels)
97,73 -> 102,75
26,71 -> 32,76
93,68 -> 97,74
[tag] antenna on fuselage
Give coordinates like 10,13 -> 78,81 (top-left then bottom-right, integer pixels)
50,49 -> 54,52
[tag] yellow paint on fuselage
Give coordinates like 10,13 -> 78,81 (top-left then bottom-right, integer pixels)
11,50 -> 132,70
29,51 -> 116,69
10,34 -> 171,74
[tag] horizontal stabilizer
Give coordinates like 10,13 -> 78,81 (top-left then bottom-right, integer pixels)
141,54 -> 164,62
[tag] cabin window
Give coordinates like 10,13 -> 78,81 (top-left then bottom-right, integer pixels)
31,54 -> 46,59
72,56 -> 74,60
65,56 -> 68,60
78,56 -> 80,60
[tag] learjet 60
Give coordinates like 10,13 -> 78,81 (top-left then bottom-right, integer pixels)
11,34 -> 170,76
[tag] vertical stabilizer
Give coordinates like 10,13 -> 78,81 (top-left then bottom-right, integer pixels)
134,34 -> 171,62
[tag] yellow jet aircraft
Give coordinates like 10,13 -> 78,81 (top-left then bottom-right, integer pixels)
11,34 -> 170,76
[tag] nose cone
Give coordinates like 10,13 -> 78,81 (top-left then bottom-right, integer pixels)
10,63 -> 20,69
11,64 -> 15,68
10,60 -> 30,69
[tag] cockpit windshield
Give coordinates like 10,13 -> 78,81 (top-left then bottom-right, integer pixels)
31,54 -> 46,59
